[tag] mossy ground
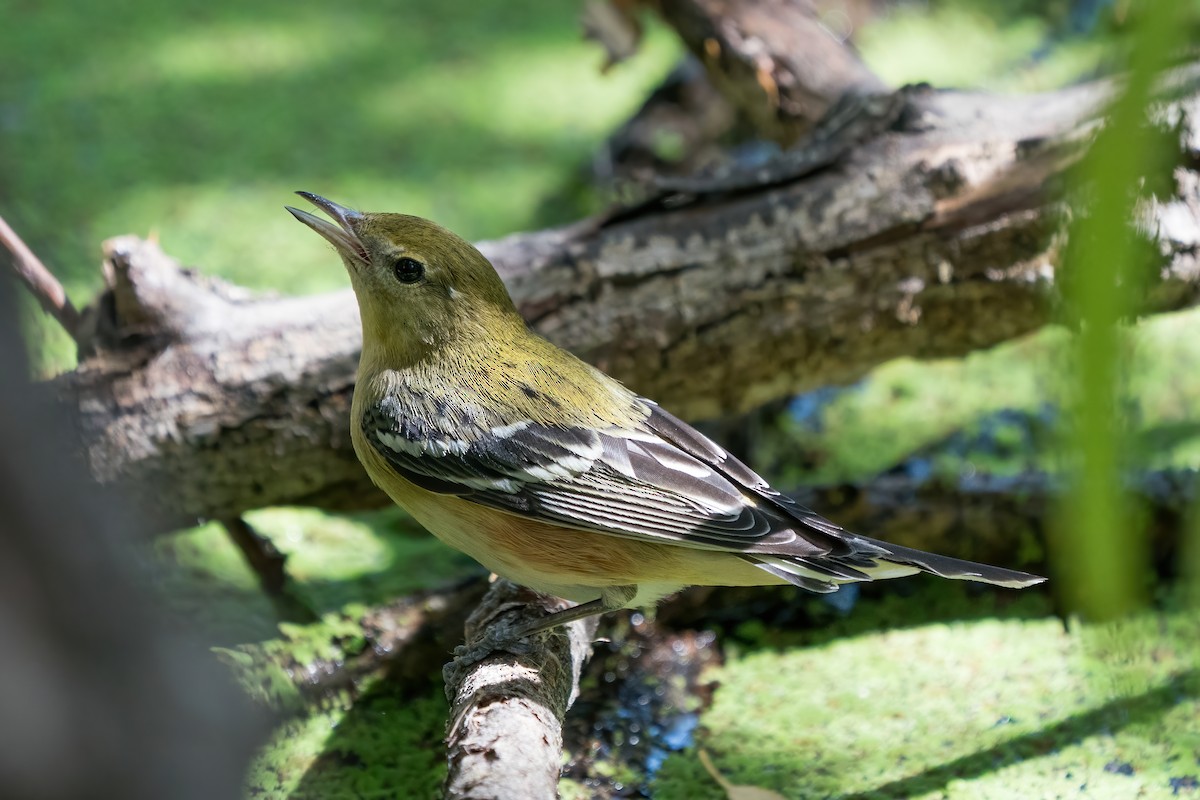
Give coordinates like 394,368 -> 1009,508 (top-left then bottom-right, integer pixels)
654,585 -> 1200,799
763,308 -> 1200,488
153,509 -> 466,796
2,0 -> 683,373
246,687 -> 448,799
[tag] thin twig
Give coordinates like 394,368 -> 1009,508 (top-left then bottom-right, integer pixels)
222,516 -> 290,596
222,516 -> 317,624
0,213 -> 82,341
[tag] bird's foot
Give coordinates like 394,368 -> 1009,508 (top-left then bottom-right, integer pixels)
442,622 -> 537,686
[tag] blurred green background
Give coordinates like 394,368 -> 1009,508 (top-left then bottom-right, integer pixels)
3,0 -> 1199,797
3,0 -> 684,369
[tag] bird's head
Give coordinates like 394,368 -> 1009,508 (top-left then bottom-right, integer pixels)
287,192 -> 521,365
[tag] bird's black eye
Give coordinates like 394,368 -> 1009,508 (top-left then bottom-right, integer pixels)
393,257 -> 425,284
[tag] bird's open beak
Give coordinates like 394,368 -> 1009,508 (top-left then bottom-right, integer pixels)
286,192 -> 369,265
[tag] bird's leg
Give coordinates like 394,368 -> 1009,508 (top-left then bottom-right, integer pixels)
501,584 -> 638,642
446,585 -> 638,675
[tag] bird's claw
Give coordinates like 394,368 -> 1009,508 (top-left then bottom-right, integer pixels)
442,624 -> 537,686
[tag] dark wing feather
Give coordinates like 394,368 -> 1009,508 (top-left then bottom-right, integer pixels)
363,397 -> 823,551
644,404 -> 1044,588
363,397 -> 1044,590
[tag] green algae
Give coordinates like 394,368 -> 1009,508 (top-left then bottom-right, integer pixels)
654,589 -> 1200,800
245,681 -> 447,799
215,608 -> 371,712
152,507 -> 477,643
152,522 -> 283,645
769,308 -> 1200,489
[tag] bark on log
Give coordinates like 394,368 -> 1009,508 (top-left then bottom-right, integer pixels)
590,0 -> 886,180
56,71 -> 1200,530
442,581 -> 598,800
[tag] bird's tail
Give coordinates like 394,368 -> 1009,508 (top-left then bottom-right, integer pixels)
747,534 -> 1045,594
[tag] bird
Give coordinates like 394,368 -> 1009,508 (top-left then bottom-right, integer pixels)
286,192 -> 1044,643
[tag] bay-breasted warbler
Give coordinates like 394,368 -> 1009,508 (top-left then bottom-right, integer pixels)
287,192 -> 1044,639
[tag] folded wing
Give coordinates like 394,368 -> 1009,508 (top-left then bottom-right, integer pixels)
363,395 -> 1043,592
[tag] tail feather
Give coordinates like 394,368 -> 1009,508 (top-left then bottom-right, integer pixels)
752,560 -> 841,593
864,537 -> 1045,589
747,534 -> 1044,593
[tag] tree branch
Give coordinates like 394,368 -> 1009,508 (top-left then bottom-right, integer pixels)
1,213 -> 82,342
443,581 -> 598,800
51,70 -> 1200,529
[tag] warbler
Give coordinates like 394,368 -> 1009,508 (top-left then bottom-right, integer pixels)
287,192 -> 1044,639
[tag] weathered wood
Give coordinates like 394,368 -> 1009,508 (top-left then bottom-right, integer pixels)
592,0 -> 886,183
442,581 -> 597,800
55,73 -> 1200,530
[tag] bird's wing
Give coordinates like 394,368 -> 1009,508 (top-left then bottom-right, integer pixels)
363,395 -> 836,555
362,397 -> 1044,590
